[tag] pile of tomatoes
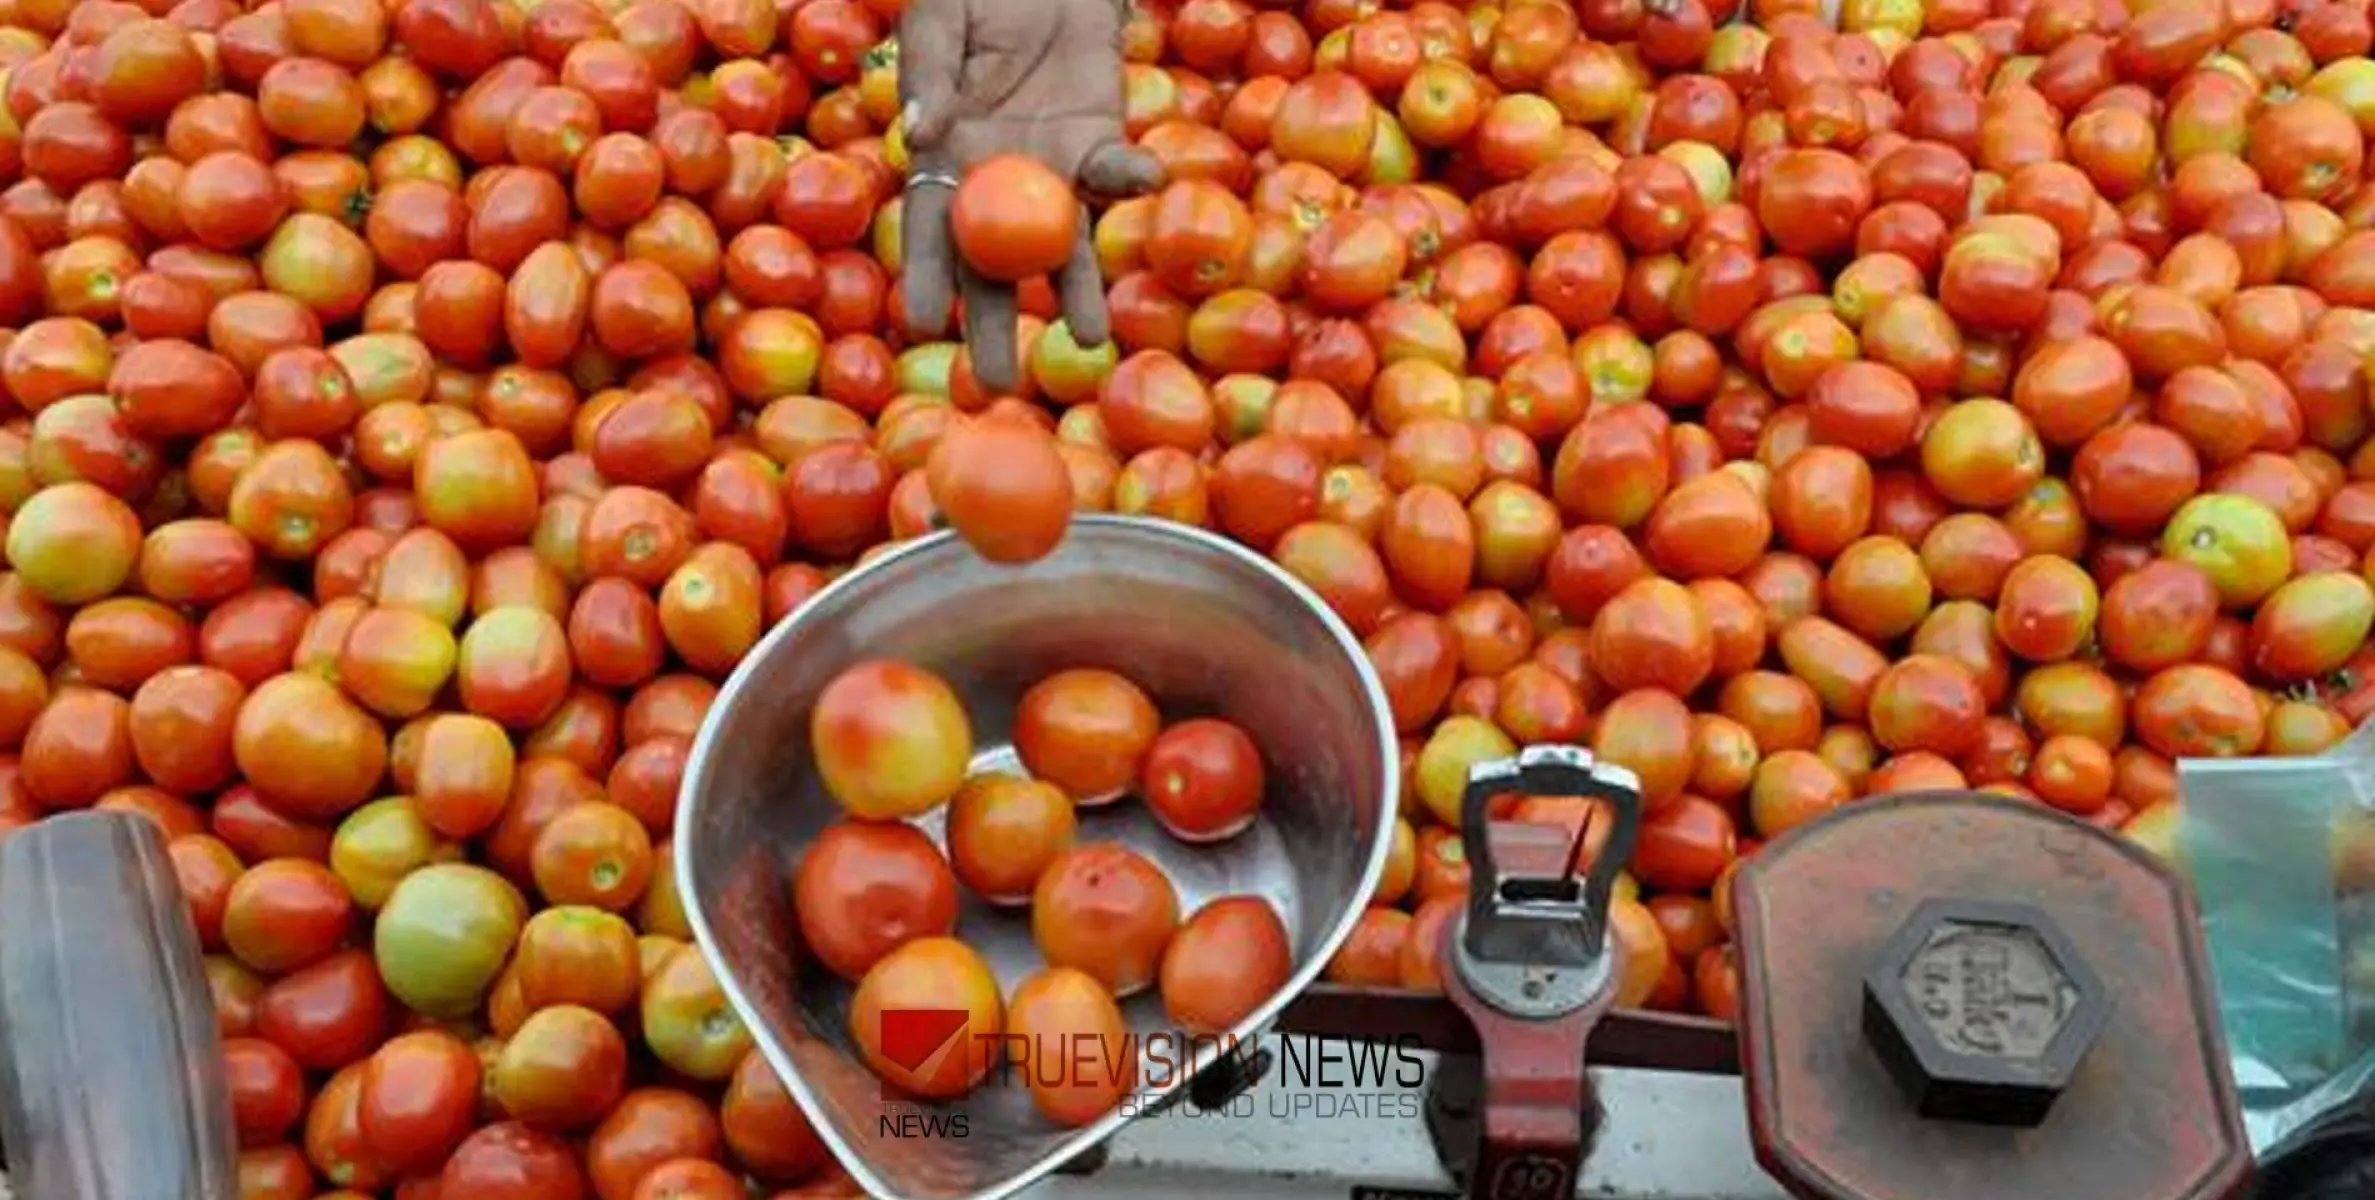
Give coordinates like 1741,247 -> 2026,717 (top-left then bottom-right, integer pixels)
4,0 -> 2375,1191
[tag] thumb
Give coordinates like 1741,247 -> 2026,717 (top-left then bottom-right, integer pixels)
899,0 -> 966,149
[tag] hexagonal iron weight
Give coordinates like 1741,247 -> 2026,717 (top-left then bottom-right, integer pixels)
1861,897 -> 2112,1128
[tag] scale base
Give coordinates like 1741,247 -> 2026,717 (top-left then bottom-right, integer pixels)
1027,1038 -> 1782,1200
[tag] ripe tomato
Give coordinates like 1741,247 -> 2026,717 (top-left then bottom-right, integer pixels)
255,948 -> 389,1072
223,858 -> 355,975
1007,966 -> 1137,1126
491,1004 -> 630,1131
357,1029 -> 481,1173
1032,842 -> 1181,997
1160,895 -> 1293,1035
720,1051 -> 831,1185
305,1060 -> 393,1193
639,944 -> 754,1082
848,937 -> 1003,1100
530,799 -> 654,912
792,819 -> 960,981
809,659 -> 973,819
514,905 -> 642,1016
1141,718 -> 1268,841
1325,906 -> 1412,986
223,1035 -> 308,1149
441,1122 -> 589,1200
1013,667 -> 1162,805
925,415 -> 1075,565
951,155 -> 1081,283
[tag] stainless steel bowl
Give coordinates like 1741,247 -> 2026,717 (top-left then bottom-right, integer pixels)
675,515 -> 1401,1200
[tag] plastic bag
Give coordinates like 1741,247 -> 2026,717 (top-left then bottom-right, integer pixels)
2179,715 -> 2375,1161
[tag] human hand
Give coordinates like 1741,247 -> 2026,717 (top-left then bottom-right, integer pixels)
895,0 -> 1166,395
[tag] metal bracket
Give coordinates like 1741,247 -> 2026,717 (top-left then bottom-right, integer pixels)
1455,745 -> 1644,1016
1425,746 -> 1646,1200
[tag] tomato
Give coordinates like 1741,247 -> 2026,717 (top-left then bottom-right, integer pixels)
1994,555 -> 2100,663
416,429 -> 540,555
1006,965 -> 1137,1127
633,1159 -> 751,1200
357,1029 -> 481,1174
442,1122 -> 590,1200
1632,795 -> 1739,892
1032,842 -> 1182,997
720,1050 -> 831,1185
456,605 -> 574,728
640,943 -> 753,1082
809,659 -> 973,819
1590,577 -> 1715,696
514,905 -> 641,1016
793,818 -> 960,981
19,685 -> 135,809
223,1035 -> 308,1148
1136,717 -> 1267,841
925,414 -> 1075,565
917,774 -> 1074,913
493,1004 -> 631,1131
306,1061 -> 394,1192
222,858 -> 354,976
952,155 -> 1081,283
9,481 -> 142,605
586,1088 -> 724,1200
2133,664 -> 2265,758
2253,571 -> 2375,681
2163,492 -> 2295,608
255,946 -> 388,1072
374,863 -> 528,1019
239,1144 -> 315,1200
330,797 -> 454,911
231,672 -> 389,821
413,713 -> 516,839
1159,894 -> 1293,1034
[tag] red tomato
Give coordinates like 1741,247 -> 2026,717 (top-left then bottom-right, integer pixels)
1140,717 -> 1268,842
951,155 -> 1081,283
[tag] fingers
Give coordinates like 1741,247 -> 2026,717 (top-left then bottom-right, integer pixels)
1077,141 -> 1167,201
1055,205 -> 1112,348
901,182 -> 959,342
960,267 -> 1022,396
898,0 -> 966,149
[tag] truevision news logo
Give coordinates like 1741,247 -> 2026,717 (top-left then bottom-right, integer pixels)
877,1009 -> 1429,1139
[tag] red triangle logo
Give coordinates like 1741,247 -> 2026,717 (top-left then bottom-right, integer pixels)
880,1008 -> 969,1073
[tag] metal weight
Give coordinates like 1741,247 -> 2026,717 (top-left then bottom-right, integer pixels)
1731,791 -> 2251,1200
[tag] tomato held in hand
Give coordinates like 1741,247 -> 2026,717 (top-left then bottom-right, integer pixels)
809,659 -> 973,820
1141,717 -> 1268,842
1159,895 -> 1293,1035
951,155 -> 1082,283
792,818 -> 960,980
